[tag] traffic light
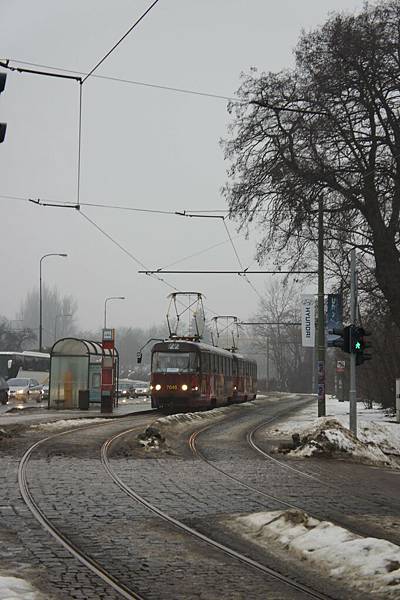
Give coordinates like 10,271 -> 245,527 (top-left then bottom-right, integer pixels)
330,325 -> 353,353
0,72 -> 7,143
352,326 -> 372,365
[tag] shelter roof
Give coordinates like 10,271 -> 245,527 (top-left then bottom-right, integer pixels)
51,337 -> 117,358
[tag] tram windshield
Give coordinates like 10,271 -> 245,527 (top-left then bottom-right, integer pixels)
152,352 -> 199,373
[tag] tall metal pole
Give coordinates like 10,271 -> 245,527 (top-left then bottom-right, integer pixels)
349,249 -> 357,435
39,258 -> 43,352
104,296 -> 126,329
39,253 -> 68,352
266,337 -> 270,391
317,197 -> 326,416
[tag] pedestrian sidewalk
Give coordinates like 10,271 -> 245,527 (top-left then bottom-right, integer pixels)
0,398 -> 155,426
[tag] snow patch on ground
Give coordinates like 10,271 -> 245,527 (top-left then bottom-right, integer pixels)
227,509 -> 400,597
269,396 -> 400,467
289,417 -> 395,467
0,574 -> 39,599
30,418 -> 110,431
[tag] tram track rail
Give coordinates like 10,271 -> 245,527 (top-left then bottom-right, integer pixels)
17,417 -> 152,600
188,403 -> 400,546
17,399 -> 393,599
102,426 -> 336,600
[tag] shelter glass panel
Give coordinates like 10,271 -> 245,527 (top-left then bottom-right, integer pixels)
49,356 -> 89,409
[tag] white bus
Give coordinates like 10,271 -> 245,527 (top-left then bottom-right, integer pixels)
0,351 -> 50,384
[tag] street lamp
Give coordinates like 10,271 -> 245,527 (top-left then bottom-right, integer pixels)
39,253 -> 68,352
54,313 -> 72,342
104,296 -> 126,329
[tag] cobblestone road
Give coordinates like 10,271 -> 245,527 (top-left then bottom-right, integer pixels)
1,396 -> 398,599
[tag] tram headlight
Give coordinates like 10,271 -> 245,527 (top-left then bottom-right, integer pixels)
155,384 -> 161,391
150,385 -> 154,391
181,384 -> 188,391
192,386 -> 199,391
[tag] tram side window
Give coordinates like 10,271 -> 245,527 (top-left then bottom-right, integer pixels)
201,353 -> 210,373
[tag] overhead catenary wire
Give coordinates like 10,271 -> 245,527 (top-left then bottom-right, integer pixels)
222,219 -> 264,302
1,2 -> 162,208
173,211 -> 265,304
81,0 -> 162,83
77,82 -> 83,205
139,269 -> 318,274
158,235 -> 242,270
77,210 -> 220,318
8,59 -> 236,102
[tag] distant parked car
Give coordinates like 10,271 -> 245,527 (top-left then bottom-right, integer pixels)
7,377 -> 42,403
133,381 -> 150,398
41,384 -> 49,401
0,376 -> 8,405
117,380 -> 134,399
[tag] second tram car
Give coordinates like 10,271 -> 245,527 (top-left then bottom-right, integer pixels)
150,339 -> 257,411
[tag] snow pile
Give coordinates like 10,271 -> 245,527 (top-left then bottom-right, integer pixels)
229,509 -> 400,597
268,396 -> 400,467
0,574 -> 39,599
287,417 -> 395,467
357,421 -> 400,457
155,399 -> 258,428
30,418 -> 109,431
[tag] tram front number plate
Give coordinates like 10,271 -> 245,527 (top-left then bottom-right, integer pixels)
167,384 -> 177,390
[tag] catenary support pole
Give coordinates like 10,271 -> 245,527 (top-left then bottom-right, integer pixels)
349,249 -> 357,435
317,197 -> 326,416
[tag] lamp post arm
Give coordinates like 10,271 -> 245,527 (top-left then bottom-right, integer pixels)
137,338 -> 164,363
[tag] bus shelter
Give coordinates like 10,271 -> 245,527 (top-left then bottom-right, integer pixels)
49,338 -> 119,409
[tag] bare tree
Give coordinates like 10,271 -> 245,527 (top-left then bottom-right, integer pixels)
18,285 -> 78,350
223,0 -> 400,329
245,282 -> 312,392
0,317 -> 36,351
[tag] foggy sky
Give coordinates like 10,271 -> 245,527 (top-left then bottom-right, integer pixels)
1,0 -> 362,334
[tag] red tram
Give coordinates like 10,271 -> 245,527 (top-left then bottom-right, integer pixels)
150,339 -> 257,411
